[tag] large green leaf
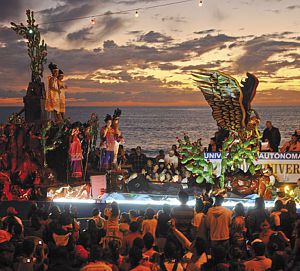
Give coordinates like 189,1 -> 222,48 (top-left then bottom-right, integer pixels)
196,175 -> 204,184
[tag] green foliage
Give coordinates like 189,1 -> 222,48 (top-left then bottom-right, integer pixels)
178,135 -> 216,186
11,9 -> 47,83
41,121 -> 69,167
220,130 -> 262,178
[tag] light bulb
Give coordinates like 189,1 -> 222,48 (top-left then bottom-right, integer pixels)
91,18 -> 96,25
198,0 -> 203,7
135,10 -> 139,18
28,28 -> 34,34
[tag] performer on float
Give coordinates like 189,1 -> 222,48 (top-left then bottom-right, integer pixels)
57,69 -> 67,120
45,62 -> 61,122
69,127 -> 83,178
112,108 -> 124,167
99,115 -> 115,171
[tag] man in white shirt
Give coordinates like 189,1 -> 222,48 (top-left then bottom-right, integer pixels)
164,150 -> 179,169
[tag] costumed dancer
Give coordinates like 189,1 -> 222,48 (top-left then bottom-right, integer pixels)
99,115 -> 115,171
88,113 -> 99,150
45,62 -> 62,122
57,69 -> 67,120
69,127 -> 83,178
112,108 -> 124,167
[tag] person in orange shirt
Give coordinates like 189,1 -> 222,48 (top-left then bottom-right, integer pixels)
244,239 -> 272,271
205,195 -> 232,249
280,134 -> 300,152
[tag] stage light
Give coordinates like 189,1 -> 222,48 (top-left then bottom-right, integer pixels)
135,10 -> 139,18
91,18 -> 96,25
198,0 -> 203,7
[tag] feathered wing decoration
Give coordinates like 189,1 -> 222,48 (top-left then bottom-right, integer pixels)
192,70 -> 259,131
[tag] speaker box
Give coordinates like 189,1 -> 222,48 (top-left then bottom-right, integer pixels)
127,174 -> 149,192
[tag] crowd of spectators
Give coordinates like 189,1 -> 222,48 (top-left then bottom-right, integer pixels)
0,192 -> 299,271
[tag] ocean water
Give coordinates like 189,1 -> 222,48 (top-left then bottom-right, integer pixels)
0,106 -> 299,156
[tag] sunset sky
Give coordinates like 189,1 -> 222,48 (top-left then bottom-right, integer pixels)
0,0 -> 299,106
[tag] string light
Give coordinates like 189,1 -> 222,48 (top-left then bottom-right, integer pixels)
135,10 -> 139,18
198,0 -> 203,7
39,0 -> 195,25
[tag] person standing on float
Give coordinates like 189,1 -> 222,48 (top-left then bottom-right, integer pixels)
57,69 -> 67,121
45,62 -> 61,122
99,115 -> 115,171
112,110 -> 124,168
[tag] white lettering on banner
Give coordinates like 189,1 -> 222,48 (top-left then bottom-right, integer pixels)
258,152 -> 300,160
202,152 -> 300,183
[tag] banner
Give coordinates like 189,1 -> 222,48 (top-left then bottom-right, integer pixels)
203,152 -> 300,183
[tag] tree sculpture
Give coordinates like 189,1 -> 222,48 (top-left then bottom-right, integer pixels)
11,10 -> 47,123
11,10 -> 47,83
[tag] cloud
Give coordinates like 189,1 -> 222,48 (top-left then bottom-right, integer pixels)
126,30 -> 143,35
97,16 -> 125,40
172,34 -> 235,56
194,29 -> 218,35
114,0 -> 162,5
180,61 -> 228,71
265,9 -> 280,13
0,0 -> 42,22
253,89 -> 300,106
67,27 -> 94,41
65,15 -> 126,46
39,0 -> 111,33
138,31 -> 173,43
161,16 -> 186,23
286,5 -> 300,10
158,63 -> 179,70
235,35 -> 300,73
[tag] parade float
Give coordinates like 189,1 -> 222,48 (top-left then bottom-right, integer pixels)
0,10 -> 299,205
178,70 -> 277,199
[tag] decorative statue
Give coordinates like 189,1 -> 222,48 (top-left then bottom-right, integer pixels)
11,9 -> 48,123
192,70 -> 265,192
69,127 -> 83,178
192,70 -> 259,131
45,63 -> 62,122
57,69 -> 67,120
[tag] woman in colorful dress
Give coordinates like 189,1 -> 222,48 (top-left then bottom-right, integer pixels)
45,62 -> 61,122
69,127 -> 83,178
57,69 -> 67,120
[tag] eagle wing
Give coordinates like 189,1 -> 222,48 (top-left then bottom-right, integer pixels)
192,70 -> 247,131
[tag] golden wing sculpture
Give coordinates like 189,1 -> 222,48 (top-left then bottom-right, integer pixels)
192,70 -> 259,131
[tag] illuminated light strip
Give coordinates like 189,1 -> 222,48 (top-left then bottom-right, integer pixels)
104,198 -> 276,208
52,197 -> 300,209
